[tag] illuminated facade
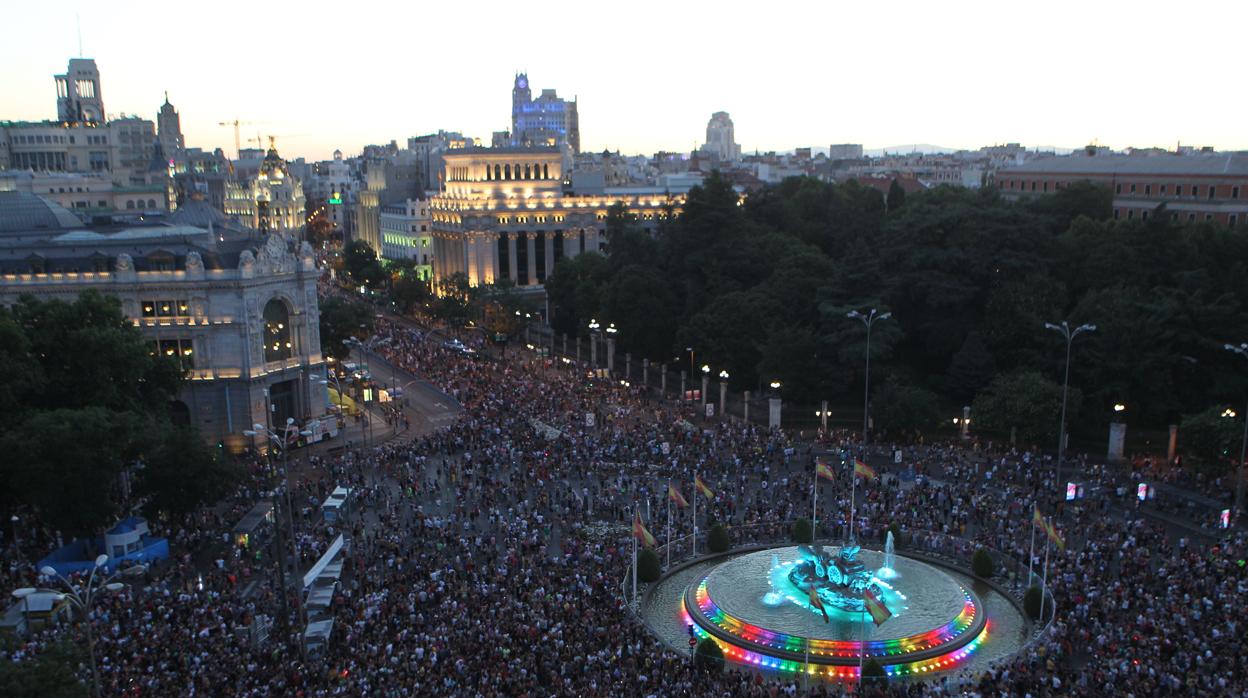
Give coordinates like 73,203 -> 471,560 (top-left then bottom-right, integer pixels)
224,142 -> 306,233
429,147 -> 679,289
0,191 -> 327,450
380,198 -> 433,279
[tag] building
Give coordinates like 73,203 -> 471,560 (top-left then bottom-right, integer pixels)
997,152 -> 1248,226
380,198 -> 433,279
55,58 -> 105,124
429,147 -> 680,290
511,74 -> 580,154
224,142 -> 306,233
829,143 -> 864,160
156,92 -> 185,166
0,170 -> 167,216
0,191 -> 328,450
701,112 -> 740,163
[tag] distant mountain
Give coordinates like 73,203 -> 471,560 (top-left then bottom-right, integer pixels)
866,144 -> 957,156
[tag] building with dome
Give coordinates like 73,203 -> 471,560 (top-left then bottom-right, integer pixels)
224,140 -> 306,234
0,190 -> 328,451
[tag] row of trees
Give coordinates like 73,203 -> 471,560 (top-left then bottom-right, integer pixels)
544,173 -> 1248,455
0,292 -> 240,535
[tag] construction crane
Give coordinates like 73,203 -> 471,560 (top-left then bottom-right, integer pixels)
217,119 -> 254,160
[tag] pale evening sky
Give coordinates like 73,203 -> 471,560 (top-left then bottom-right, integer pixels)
1,0 -> 1244,161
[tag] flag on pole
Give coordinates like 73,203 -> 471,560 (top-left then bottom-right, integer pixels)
1044,519 -> 1066,552
695,474 -> 715,500
816,457 -> 836,482
807,584 -> 830,623
1033,503 -> 1045,527
668,482 -> 689,508
854,460 -> 877,480
633,510 -> 656,547
864,588 -> 892,626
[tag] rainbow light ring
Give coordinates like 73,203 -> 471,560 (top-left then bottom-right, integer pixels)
682,573 -> 989,680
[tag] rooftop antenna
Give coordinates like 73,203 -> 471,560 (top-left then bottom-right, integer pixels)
76,14 -> 83,56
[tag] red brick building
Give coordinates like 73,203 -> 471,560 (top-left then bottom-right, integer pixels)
996,153 -> 1248,226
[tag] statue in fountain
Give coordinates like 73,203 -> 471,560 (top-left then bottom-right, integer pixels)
789,544 -> 881,613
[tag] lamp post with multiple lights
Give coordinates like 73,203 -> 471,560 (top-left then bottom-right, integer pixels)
1044,321 -> 1096,493
846,309 -> 891,446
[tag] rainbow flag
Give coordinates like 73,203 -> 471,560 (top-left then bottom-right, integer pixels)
1033,504 -> 1045,527
854,459 -> 877,480
668,482 -> 689,508
808,584 -> 830,623
815,457 -> 836,482
633,510 -> 656,547
864,588 -> 892,626
695,474 -> 714,500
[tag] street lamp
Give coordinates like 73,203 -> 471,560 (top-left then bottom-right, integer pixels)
700,364 -> 711,408
37,557 -> 146,697
1045,320 -> 1096,494
718,369 -> 729,418
1224,342 -> 1248,524
847,309 -> 891,446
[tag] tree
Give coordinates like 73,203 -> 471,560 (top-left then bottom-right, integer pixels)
544,253 -> 609,337
972,371 -> 1079,445
637,548 -> 661,582
944,332 -> 996,402
886,178 -> 906,212
342,240 -> 385,289
693,637 -> 725,673
318,296 -> 374,360
137,427 -> 244,519
0,640 -> 88,698
971,548 -> 994,578
862,657 -> 887,683
872,379 -> 941,435
707,524 -> 730,553
1180,407 -> 1242,467
387,260 -> 430,315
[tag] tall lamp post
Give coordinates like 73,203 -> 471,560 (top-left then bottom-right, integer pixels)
605,322 -> 618,377
588,319 -> 601,373
35,556 -> 147,698
1225,342 -> 1248,524
847,309 -> 891,446
700,364 -> 710,409
1044,321 -> 1096,493
719,370 -> 729,418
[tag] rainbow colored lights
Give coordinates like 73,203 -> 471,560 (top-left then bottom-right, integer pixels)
681,574 -> 990,681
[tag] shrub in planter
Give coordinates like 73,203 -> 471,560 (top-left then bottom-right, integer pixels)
791,518 -> 813,544
862,657 -> 887,682
637,548 -> 661,582
707,524 -> 730,553
971,548 -> 994,579
694,637 -> 725,672
1024,584 -> 1043,620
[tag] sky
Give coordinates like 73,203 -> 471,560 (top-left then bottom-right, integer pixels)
2,0 -> 1245,162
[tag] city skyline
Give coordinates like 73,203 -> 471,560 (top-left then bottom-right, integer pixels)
2,0 -> 1246,161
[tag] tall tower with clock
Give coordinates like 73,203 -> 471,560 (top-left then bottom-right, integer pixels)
511,73 -> 531,132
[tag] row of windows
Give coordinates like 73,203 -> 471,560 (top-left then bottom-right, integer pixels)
1115,209 -> 1241,226
150,338 -> 195,369
142,300 -> 191,317
126,199 -> 159,210
8,133 -> 107,145
1004,177 -> 1242,200
485,163 -> 551,182
1116,182 -> 1240,200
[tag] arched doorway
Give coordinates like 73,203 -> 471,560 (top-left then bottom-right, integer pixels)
263,299 -> 293,362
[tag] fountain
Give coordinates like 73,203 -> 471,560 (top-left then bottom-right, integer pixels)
878,531 -> 898,579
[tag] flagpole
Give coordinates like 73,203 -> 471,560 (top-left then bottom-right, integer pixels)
812,469 -> 818,548
632,505 -> 638,608
691,471 -> 697,557
1027,508 -> 1036,586
667,493 -> 672,569
1038,529 -> 1051,623
858,607 -> 867,687
850,460 -> 858,544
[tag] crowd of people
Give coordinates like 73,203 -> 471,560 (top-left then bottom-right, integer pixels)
2,312 -> 1245,696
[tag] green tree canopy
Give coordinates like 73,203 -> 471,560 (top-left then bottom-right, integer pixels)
319,296 -> 375,360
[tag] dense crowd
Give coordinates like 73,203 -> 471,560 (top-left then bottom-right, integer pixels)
2,314 -> 1245,696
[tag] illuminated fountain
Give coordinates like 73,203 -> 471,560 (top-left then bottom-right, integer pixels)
680,544 -> 990,680
878,531 -> 898,579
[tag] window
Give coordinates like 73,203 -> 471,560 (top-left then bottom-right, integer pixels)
263,299 -> 293,362
1231,215 -> 1238,227
1234,186 -> 1241,199
1127,209 -> 1134,219
1115,184 -> 1122,194
1130,184 -> 1136,194
1192,185 -> 1199,196
1144,185 -> 1150,195
1208,186 -> 1216,200
155,339 -> 194,369
1043,182 -> 1049,192
1160,185 -> 1166,195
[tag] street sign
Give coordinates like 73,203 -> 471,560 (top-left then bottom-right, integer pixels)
705,403 -> 714,418
688,638 -> 697,647
585,412 -> 595,427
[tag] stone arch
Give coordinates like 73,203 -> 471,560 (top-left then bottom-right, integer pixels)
263,297 -> 293,362
524,164 -> 531,180
543,163 -> 549,180
494,164 -> 501,181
